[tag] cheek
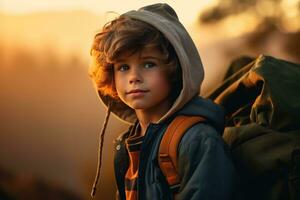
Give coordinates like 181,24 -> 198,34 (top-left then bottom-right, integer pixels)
149,73 -> 171,93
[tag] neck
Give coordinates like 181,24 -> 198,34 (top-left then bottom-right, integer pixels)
135,102 -> 171,136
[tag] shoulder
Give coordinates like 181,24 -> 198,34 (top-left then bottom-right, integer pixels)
178,122 -> 226,155
180,122 -> 223,145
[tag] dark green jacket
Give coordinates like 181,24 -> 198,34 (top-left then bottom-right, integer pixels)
114,97 -> 236,199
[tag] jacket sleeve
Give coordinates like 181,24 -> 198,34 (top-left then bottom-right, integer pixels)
176,123 -> 236,200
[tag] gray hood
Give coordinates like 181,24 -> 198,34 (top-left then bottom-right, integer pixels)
98,3 -> 204,124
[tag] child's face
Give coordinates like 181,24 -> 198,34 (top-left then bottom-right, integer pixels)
113,47 -> 172,113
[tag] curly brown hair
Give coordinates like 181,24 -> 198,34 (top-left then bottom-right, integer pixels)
89,16 -> 182,101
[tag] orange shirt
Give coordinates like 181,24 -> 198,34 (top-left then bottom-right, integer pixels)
124,132 -> 144,200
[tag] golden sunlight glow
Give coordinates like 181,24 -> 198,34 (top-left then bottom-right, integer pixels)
0,0 -> 217,26
222,10 -> 259,38
281,0 -> 300,32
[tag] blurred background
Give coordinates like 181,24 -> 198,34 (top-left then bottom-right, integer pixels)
1,0 -> 299,199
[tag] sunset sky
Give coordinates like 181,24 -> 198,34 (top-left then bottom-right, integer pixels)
1,1 -> 299,199
0,0 -> 217,25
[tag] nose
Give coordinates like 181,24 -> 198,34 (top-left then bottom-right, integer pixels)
129,67 -> 143,84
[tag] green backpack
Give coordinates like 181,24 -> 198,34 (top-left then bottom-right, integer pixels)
158,55 -> 300,200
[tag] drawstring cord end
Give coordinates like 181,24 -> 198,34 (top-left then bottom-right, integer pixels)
90,185 -> 96,198
90,104 -> 112,198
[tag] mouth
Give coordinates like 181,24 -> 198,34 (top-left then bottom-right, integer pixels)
126,89 -> 149,95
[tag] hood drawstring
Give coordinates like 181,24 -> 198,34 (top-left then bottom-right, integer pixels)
90,104 -> 112,198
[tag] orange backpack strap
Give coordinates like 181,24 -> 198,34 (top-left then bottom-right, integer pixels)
158,115 -> 206,193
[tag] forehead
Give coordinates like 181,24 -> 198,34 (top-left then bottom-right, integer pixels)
115,46 -> 164,62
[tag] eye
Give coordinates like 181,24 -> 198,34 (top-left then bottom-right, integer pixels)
117,64 -> 129,72
143,62 -> 156,69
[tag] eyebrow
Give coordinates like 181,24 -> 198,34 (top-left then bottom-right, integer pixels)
140,55 -> 160,60
114,58 -> 125,63
114,56 -> 159,63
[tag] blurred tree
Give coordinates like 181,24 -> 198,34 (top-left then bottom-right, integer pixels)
198,0 -> 300,64
199,0 -> 300,33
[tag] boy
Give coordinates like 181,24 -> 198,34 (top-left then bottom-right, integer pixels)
89,3 -> 236,200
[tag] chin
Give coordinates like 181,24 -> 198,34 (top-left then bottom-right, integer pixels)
128,102 -> 151,110
130,104 -> 148,110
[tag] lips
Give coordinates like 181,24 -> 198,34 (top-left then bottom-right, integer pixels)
126,89 -> 149,94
